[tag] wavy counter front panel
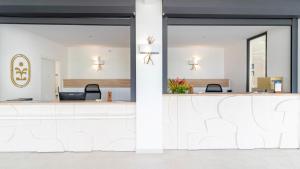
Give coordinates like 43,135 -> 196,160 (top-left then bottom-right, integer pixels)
0,102 -> 136,152
163,94 -> 300,149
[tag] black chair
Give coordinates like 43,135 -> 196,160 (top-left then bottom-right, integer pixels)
205,84 -> 223,93
85,84 -> 101,100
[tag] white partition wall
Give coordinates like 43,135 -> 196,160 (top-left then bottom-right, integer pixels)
136,0 -> 163,153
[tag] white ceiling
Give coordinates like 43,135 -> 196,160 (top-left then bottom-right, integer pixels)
15,24 -> 130,47
168,26 -> 290,48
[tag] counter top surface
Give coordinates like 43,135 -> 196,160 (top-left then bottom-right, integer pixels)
1,93 -> 299,104
0,100 -> 136,105
164,93 -> 300,96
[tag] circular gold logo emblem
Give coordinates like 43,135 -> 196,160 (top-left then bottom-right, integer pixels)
10,54 -> 31,88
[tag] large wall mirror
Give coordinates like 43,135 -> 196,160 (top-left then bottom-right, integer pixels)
0,22 -> 136,102
246,27 -> 291,92
164,21 -> 293,94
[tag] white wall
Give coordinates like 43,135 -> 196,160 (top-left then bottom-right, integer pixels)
168,47 -> 224,79
65,46 -> 130,79
267,27 -> 291,92
136,0 -> 163,153
0,25 -> 67,101
224,41 -> 247,92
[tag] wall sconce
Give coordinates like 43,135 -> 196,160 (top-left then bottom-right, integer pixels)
188,57 -> 200,71
139,36 -> 160,65
93,56 -> 105,71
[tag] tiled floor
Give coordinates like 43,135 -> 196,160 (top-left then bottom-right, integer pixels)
0,150 -> 300,169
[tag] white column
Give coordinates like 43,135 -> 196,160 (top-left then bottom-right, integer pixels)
135,0 -> 163,153
298,19 -> 300,93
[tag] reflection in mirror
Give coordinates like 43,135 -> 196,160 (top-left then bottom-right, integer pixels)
0,24 -> 132,102
248,33 -> 267,92
167,26 -> 291,94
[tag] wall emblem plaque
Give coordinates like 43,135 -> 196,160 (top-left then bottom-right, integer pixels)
10,54 -> 31,88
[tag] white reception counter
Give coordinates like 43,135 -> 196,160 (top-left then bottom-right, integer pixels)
0,93 -> 299,152
163,93 -> 300,150
0,101 -> 136,152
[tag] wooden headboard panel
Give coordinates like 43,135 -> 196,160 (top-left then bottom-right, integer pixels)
186,79 -> 230,87
63,79 -> 131,88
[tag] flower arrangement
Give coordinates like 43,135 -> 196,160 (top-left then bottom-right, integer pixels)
168,78 -> 191,94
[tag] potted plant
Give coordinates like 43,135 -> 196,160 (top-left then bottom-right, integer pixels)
168,78 -> 191,94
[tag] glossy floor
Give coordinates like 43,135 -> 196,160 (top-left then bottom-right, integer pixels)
0,150 -> 300,169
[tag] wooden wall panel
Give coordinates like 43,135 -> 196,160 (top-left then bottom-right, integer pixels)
64,79 -> 229,88
186,79 -> 230,87
63,79 -> 131,88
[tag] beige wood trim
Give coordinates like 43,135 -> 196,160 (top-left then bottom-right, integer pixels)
63,79 -> 131,88
186,79 -> 230,87
64,79 -> 228,88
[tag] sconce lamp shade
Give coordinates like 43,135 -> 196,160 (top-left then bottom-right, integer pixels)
94,56 -> 105,71
188,57 -> 200,71
139,44 -> 160,54
188,60 -> 198,65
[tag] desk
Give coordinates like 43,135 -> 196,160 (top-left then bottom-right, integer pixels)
163,93 -> 300,149
0,101 -> 135,152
